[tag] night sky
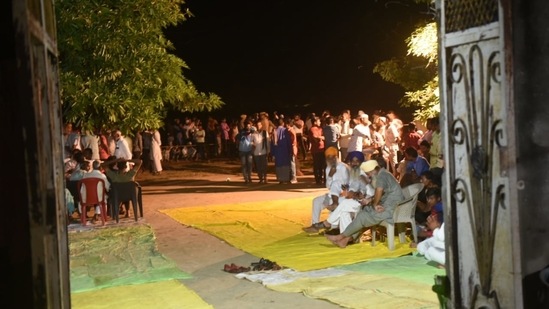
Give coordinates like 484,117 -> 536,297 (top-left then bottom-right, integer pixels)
165,0 -> 433,122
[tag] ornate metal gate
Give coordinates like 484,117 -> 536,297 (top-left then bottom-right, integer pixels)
438,0 -> 522,307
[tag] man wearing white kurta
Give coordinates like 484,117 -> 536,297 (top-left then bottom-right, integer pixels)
326,173 -> 375,234
346,114 -> 372,158
80,161 -> 111,220
324,151 -> 375,233
150,129 -> 163,174
303,147 -> 349,232
113,130 -> 132,160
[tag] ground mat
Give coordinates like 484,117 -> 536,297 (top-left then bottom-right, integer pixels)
69,224 -> 191,293
267,255 -> 445,309
161,197 -> 415,271
71,280 -> 213,309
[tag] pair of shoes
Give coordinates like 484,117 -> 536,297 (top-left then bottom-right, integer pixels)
290,179 -> 298,184
251,258 -> 282,271
223,263 -> 250,273
302,222 -> 326,233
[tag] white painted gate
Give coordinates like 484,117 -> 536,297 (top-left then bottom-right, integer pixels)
437,0 -> 522,307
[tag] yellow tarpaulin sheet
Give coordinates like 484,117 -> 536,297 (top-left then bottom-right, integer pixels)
268,255 -> 444,309
71,280 -> 213,309
161,197 -> 414,271
270,272 -> 439,309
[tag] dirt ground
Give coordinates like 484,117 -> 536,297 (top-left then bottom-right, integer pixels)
135,157 -> 343,309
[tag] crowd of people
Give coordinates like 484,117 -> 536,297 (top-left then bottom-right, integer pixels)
62,123 -> 155,224
157,109 -> 441,185
61,109 -> 446,266
158,109 -> 446,267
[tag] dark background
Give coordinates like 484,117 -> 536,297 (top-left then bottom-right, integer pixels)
165,0 -> 433,122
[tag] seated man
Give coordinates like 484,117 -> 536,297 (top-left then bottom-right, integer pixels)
399,147 -> 430,186
326,159 -> 405,247
302,147 -> 349,232
81,160 -> 111,223
104,158 -> 142,182
69,160 -> 91,182
103,158 -> 142,217
304,151 -> 373,234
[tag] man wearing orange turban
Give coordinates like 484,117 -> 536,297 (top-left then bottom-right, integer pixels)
303,146 -> 350,233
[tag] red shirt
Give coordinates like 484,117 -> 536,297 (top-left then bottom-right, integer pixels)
403,132 -> 421,150
308,126 -> 325,153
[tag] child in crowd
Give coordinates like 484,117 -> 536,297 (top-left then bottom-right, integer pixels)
416,187 -> 443,241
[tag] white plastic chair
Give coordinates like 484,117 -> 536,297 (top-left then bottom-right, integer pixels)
371,183 -> 424,250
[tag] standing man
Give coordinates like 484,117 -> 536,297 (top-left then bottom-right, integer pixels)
80,129 -> 99,161
113,130 -> 132,160
339,110 -> 352,162
401,122 -> 421,151
150,128 -> 163,175
309,116 -> 326,184
141,130 -> 152,173
132,130 -> 143,162
251,120 -> 269,183
429,117 -> 444,168
323,116 -> 340,151
384,112 -> 401,175
272,118 -> 292,184
220,117 -> 231,157
347,113 -> 372,160
236,120 -> 254,183
293,114 -> 307,161
285,119 -> 299,183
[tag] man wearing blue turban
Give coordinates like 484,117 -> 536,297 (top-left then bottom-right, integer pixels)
304,151 -> 374,234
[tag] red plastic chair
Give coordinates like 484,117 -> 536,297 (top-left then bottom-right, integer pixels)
78,178 -> 108,226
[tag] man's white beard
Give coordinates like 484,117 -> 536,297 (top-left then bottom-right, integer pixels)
350,166 -> 361,181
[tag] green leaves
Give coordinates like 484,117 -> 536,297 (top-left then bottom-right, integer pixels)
56,0 -> 223,134
374,21 -> 439,122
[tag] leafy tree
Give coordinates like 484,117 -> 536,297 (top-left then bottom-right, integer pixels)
56,0 -> 223,134
374,21 -> 439,121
